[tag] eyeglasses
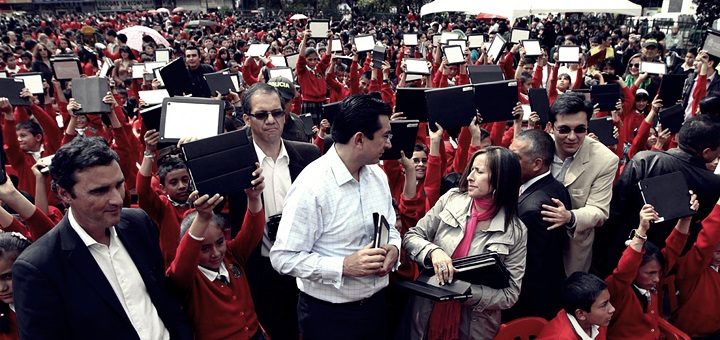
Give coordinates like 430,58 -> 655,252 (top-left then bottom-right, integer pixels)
630,63 -> 640,68
249,110 -> 285,120
555,125 -> 588,135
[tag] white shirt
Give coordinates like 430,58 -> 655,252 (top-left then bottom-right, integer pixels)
551,153 -> 575,184
520,170 -> 552,196
567,312 -> 600,340
68,208 -> 170,340
252,140 -> 292,256
269,146 -> 401,303
198,262 -> 230,283
634,284 -> 652,302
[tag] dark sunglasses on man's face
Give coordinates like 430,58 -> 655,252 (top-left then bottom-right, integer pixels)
555,125 -> 587,135
249,109 -> 285,120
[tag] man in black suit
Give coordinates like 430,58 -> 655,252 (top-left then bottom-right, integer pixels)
505,129 -> 572,321
682,51 -> 720,117
12,137 -> 191,340
229,83 -> 320,340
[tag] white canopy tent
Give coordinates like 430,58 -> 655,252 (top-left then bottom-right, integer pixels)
420,0 -> 642,19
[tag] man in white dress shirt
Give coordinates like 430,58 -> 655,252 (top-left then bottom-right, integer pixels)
270,94 -> 401,340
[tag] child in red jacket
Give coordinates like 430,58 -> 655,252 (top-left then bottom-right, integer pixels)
0,232 -> 32,340
606,196 -> 698,340
167,167 -> 266,340
537,272 -> 614,340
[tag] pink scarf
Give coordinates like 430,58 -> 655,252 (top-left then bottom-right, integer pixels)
427,197 -> 498,340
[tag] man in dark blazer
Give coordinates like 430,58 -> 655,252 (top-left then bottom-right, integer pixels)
682,52 -> 720,117
12,137 -> 191,340
228,82 -> 320,340
505,129 -> 572,321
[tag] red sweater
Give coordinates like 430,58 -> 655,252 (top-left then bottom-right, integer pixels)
297,53 -> 331,102
136,173 -> 190,268
167,209 -> 265,340
0,309 -> 18,340
605,229 -> 687,340
537,310 -> 608,340
3,207 -> 54,241
671,204 -> 720,337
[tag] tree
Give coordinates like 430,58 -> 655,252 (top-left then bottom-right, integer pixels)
694,0 -> 720,29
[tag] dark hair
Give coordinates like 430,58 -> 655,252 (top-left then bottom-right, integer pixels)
678,114 -> 720,156
0,232 -> 31,334
550,92 -> 592,123
49,137 -> 119,196
515,129 -> 555,167
457,147 -> 521,228
699,96 -> 720,116
106,29 -> 117,37
561,272 -> 608,314
641,241 -> 665,268
0,52 -> 13,63
158,157 -> 187,185
241,83 -> 281,116
15,120 -> 43,138
119,45 -> 135,60
331,94 -> 391,144
414,143 -> 429,154
117,33 -> 127,44
184,45 -> 200,56
179,211 -> 228,237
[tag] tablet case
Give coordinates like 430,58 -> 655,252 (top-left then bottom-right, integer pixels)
372,212 -> 390,248
204,72 -> 237,95
468,65 -> 504,84
395,274 -> 473,301
299,113 -> 314,136
588,117 -> 617,146
0,78 -> 30,106
159,58 -> 192,97
395,87 -> 428,122
658,104 -> 684,133
658,74 -> 686,106
448,252 -> 511,289
372,45 -> 386,69
321,101 -> 342,125
590,83 -> 621,112
425,85 -> 476,136
639,171 -> 695,223
50,57 -> 82,80
72,77 -> 111,114
473,80 -> 518,123
159,97 -> 225,143
14,73 -> 44,95
140,104 -> 162,131
380,120 -> 419,160
528,88 -> 550,125
182,129 -> 257,195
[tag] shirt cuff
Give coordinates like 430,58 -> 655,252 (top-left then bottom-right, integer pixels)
319,256 -> 344,289
187,231 -> 205,241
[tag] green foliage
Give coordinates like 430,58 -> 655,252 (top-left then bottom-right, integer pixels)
694,0 -> 720,28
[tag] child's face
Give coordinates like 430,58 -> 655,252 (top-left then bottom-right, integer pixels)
582,289 -> 614,327
713,243 -> 720,267
0,255 -> 16,305
634,259 -> 661,291
198,222 -> 226,270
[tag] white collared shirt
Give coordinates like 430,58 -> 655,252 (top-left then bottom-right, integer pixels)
68,208 -> 170,340
270,146 -> 401,303
520,170 -> 552,196
252,140 -> 292,256
567,312 -> 600,340
634,284 -> 652,302
26,144 -> 45,161
198,262 -> 230,283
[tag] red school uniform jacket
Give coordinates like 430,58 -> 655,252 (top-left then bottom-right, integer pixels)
167,209 -> 265,340
671,204 -> 720,337
605,229 -> 688,340
296,53 -> 331,102
537,310 -> 608,340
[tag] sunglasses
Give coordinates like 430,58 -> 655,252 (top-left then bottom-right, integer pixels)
555,125 -> 588,135
249,109 -> 285,120
630,63 -> 640,68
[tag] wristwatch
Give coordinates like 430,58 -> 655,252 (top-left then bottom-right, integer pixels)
143,150 -> 155,158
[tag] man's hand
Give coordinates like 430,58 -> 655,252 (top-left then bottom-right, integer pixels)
376,245 -> 399,276
541,198 -> 572,230
144,129 -> 160,153
343,243 -> 387,277
244,164 -> 265,200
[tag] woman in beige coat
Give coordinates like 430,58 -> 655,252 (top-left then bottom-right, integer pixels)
403,146 -> 527,340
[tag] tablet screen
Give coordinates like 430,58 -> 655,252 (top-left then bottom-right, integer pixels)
286,53 -> 300,69
703,30 -> 720,58
153,68 -> 165,86
246,44 -> 270,57
432,35 -> 441,47
155,49 -> 170,63
441,32 -> 460,45
51,59 -> 81,80
269,55 -> 287,67
468,35 -> 485,49
487,35 -> 506,61
522,40 -> 542,56
404,34 -> 418,46
354,35 -> 375,52
309,21 -> 330,39
139,89 -> 170,106
163,101 -> 222,140
131,64 -> 145,79
405,59 -> 430,75
510,29 -> 530,43
331,39 -> 343,52
144,61 -> 166,73
443,46 -> 465,65
268,67 -> 294,81
558,46 -> 580,63
99,58 -> 112,77
15,74 -> 44,94
447,39 -> 467,49
640,61 -> 667,75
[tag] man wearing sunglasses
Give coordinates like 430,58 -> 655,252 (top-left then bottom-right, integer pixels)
229,83 -> 320,340
541,93 -> 619,276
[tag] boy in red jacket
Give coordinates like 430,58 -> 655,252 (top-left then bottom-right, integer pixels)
538,272 -> 614,340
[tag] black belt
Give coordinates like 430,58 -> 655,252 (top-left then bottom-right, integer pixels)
299,290 -> 384,308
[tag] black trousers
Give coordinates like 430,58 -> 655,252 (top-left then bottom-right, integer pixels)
245,252 -> 299,340
297,290 -> 387,340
